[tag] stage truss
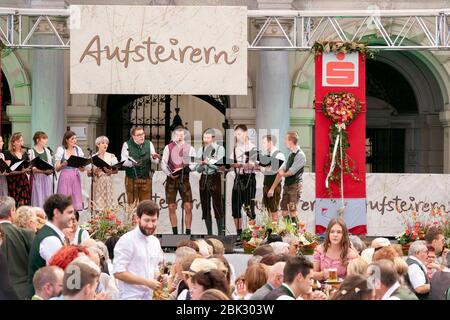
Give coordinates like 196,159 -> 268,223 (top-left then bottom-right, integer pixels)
0,7 -> 450,50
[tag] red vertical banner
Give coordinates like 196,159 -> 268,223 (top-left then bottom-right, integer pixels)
314,52 -> 367,235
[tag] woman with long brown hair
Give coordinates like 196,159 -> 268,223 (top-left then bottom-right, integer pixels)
312,218 -> 358,281
55,131 -> 85,211
4,132 -> 31,206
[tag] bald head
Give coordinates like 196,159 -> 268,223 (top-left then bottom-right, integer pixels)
268,262 -> 285,288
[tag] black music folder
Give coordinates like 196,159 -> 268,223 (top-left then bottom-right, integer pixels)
67,155 -> 91,168
30,157 -> 54,171
91,155 -> 124,170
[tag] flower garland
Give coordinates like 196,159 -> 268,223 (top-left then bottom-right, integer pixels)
312,40 -> 376,59
322,92 -> 362,205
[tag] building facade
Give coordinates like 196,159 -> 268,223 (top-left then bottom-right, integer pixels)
1,0 -> 450,174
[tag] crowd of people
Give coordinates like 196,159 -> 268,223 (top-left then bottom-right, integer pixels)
0,125 -> 449,301
1,194 -> 449,300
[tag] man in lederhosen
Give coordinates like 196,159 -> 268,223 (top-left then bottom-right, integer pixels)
260,134 -> 286,222
267,131 -> 306,223
121,126 -> 160,204
195,128 -> 225,235
161,126 -> 196,235
230,124 -> 258,237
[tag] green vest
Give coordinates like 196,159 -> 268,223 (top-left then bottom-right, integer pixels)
391,286 -> 419,300
28,225 -> 64,288
284,150 -> 303,186
263,150 -> 282,187
125,139 -> 152,179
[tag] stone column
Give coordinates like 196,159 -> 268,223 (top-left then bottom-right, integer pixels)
30,0 -> 67,150
439,109 -> 450,173
255,0 -> 294,153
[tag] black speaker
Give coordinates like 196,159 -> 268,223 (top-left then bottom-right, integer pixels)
158,234 -> 190,251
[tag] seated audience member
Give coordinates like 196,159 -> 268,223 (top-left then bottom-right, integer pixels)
429,252 -> 450,300
265,256 -> 326,300
209,256 -> 232,285
244,263 -> 268,299
168,247 -> 197,299
199,288 -> 230,300
312,218 -> 358,281
61,256 -> 101,300
179,257 -> 215,300
253,244 -> 274,257
426,246 -> 441,279
32,266 -> 64,300
283,235 -> 300,256
250,262 -> 285,300
195,239 -> 213,257
347,257 -> 368,276
372,245 -> 399,262
406,240 -> 430,299
349,235 -> 366,255
368,259 -> 417,300
13,206 -> 38,233
393,257 -> 409,285
331,274 -> 374,300
48,245 -> 90,270
176,239 -> 200,253
360,237 -> 391,264
231,274 -> 247,300
425,226 -> 446,267
206,238 -> 225,256
190,269 -> 230,300
270,241 -> 290,255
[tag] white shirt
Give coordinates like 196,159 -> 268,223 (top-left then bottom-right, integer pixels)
160,141 -> 196,176
381,281 -> 401,300
70,226 -> 90,245
407,256 -> 428,289
230,141 -> 257,174
276,284 -> 297,300
120,140 -> 159,168
113,227 -> 163,300
40,221 -> 66,264
177,289 -> 189,300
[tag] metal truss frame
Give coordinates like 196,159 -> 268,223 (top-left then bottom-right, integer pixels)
0,7 -> 449,50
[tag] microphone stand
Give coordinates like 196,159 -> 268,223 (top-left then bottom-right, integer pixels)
47,147 -> 56,195
88,148 -> 94,215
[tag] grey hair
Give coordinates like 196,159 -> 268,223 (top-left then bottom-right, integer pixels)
0,196 -> 16,219
175,246 -> 197,262
349,235 -> 366,254
95,136 -> 109,146
94,241 -> 109,261
408,240 -> 427,256
282,234 -> 298,246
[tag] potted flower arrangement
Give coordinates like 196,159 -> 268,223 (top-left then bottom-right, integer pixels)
240,220 -> 267,253
395,208 -> 449,255
82,203 -> 136,242
298,231 -> 320,255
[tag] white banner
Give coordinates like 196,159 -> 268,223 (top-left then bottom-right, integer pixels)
69,5 -> 247,95
79,172 -> 450,237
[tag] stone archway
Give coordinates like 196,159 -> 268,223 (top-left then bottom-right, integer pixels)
1,49 -> 32,141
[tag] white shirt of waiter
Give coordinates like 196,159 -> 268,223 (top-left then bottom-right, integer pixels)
113,227 -> 163,300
